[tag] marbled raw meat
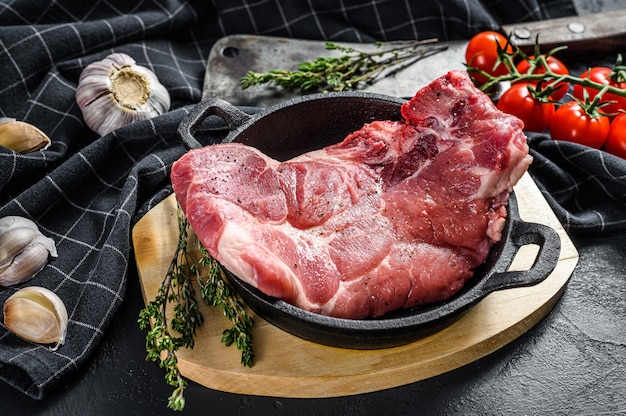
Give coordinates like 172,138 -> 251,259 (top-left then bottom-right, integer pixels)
171,70 -> 531,319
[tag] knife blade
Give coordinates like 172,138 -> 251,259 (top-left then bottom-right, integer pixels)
202,9 -> 626,107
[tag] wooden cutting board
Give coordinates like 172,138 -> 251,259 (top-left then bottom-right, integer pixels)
131,172 -> 578,398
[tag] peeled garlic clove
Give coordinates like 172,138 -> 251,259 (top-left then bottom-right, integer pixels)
0,216 -> 57,287
3,286 -> 68,350
0,118 -> 51,153
76,53 -> 171,136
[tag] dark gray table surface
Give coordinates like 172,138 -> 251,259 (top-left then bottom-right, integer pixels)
2,231 -> 625,415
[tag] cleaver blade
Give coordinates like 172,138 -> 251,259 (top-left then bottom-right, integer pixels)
202,35 -> 466,106
202,9 -> 626,107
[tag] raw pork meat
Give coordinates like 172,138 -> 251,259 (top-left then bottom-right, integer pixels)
171,70 -> 532,319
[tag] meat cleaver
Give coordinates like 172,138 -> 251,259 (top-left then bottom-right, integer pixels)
202,9 -> 626,107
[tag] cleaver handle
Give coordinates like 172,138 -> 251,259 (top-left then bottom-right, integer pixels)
502,9 -> 626,61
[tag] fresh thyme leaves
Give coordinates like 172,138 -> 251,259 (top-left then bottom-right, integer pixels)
196,243 -> 254,367
240,39 -> 447,93
138,203 -> 254,411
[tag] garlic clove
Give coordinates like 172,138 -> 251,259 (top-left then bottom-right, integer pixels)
0,227 -> 40,267
0,118 -> 51,154
0,215 -> 40,234
0,216 -> 58,287
3,286 -> 68,350
0,243 -> 53,287
76,53 -> 171,136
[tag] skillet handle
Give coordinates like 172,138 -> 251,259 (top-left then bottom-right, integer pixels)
483,220 -> 561,293
177,98 -> 252,150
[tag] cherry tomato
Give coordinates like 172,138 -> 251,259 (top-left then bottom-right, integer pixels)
465,31 -> 513,84
572,66 -> 626,116
549,102 -> 610,149
497,83 -> 555,132
605,112 -> 626,159
516,55 -> 569,100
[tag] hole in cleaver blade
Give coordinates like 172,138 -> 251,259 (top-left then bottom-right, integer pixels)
202,34 -> 468,107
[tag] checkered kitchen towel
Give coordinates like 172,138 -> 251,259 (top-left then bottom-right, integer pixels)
1,0 -> 624,399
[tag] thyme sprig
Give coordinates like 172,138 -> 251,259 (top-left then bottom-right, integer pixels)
240,40 -> 447,93
196,243 -> 254,366
138,203 -> 254,411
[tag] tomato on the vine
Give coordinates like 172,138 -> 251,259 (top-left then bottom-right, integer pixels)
497,83 -> 555,132
516,55 -> 569,100
605,112 -> 626,159
465,31 -> 513,84
572,66 -> 626,116
549,102 -> 610,149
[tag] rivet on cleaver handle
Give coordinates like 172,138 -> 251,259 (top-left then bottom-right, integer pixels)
502,9 -> 626,61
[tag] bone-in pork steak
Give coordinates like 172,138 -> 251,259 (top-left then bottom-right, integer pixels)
171,70 -> 532,319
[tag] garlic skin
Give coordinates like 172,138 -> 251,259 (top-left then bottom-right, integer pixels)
76,53 -> 171,136
3,286 -> 68,351
0,216 -> 58,287
0,118 -> 51,153
0,215 -> 40,234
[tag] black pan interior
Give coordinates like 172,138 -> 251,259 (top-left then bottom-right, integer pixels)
226,91 -> 406,161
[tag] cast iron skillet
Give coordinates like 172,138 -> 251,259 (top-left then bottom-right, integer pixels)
177,92 -> 562,349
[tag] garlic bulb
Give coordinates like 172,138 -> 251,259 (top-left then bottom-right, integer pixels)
3,286 -> 68,351
0,216 -> 58,287
0,118 -> 51,153
76,52 -> 171,136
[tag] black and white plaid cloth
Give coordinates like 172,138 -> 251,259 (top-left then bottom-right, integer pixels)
1,0 -> 624,400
